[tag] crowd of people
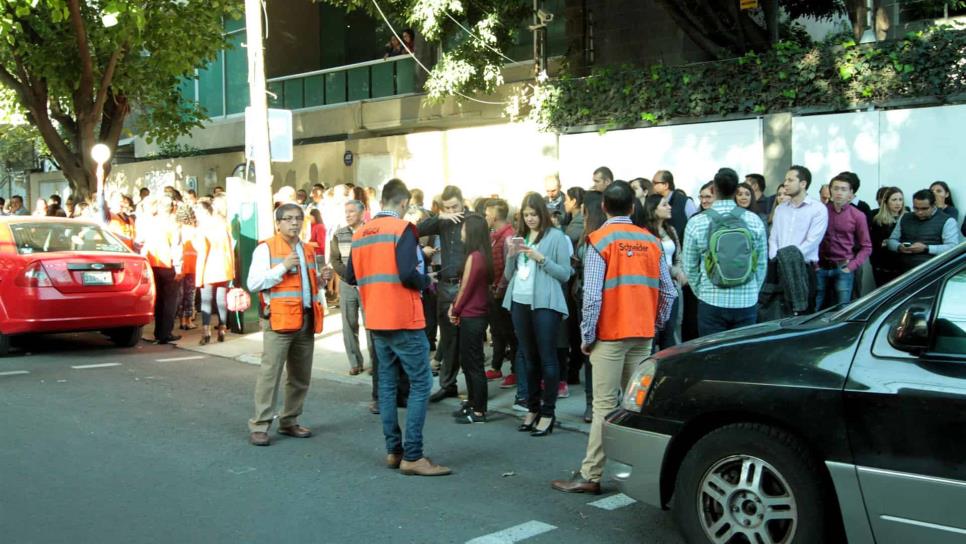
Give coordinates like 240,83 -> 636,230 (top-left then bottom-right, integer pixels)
3,164 -> 962,484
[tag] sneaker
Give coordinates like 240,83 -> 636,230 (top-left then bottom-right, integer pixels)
455,411 -> 486,424
558,382 -> 570,398
485,369 -> 503,381
452,401 -> 471,418
499,374 -> 517,389
512,400 -> 528,412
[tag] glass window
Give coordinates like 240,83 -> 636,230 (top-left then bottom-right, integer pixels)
225,32 -> 249,115
198,53 -> 225,117
10,223 -> 129,254
933,270 -> 966,355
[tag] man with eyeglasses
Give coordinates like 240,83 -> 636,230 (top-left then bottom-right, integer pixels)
246,203 -> 330,447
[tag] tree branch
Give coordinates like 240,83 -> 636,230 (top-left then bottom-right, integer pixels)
93,46 -> 125,125
656,0 -> 730,58
50,101 -> 79,139
66,0 -> 94,109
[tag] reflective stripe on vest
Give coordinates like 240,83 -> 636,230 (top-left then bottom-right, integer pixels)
588,222 -> 662,341
351,216 -> 425,331
261,235 -> 324,334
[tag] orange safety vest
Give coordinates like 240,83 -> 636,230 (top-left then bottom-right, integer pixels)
108,213 -> 136,249
142,218 -> 178,269
351,215 -> 425,331
261,234 -> 324,334
588,222 -> 662,341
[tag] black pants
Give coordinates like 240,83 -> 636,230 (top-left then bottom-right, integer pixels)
459,316 -> 488,413
371,343 -> 410,403
487,295 -> 516,372
423,287 -> 438,345
436,281 -> 461,391
152,267 -> 179,341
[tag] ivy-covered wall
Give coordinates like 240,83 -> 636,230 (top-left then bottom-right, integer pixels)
532,26 -> 966,132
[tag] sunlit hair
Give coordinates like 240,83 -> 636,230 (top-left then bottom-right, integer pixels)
873,187 -> 904,227
516,192 -> 553,244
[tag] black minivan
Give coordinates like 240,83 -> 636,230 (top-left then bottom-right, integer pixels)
603,243 -> 966,544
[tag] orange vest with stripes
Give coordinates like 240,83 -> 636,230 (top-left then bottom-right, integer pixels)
351,215 -> 425,331
588,222 -> 662,341
261,234 -> 324,334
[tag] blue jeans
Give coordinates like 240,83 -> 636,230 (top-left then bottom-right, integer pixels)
371,329 -> 432,462
511,303 -> 562,417
697,301 -> 758,337
815,268 -> 853,310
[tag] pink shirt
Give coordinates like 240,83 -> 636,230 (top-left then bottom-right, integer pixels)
820,203 -> 872,271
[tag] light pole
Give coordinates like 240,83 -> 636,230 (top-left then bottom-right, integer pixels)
91,143 -> 111,224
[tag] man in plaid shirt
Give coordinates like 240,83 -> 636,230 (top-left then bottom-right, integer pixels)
682,168 -> 768,337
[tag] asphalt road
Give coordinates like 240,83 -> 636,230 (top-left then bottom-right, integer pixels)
0,333 -> 684,544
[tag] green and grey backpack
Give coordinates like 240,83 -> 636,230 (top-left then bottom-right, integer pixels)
703,207 -> 758,287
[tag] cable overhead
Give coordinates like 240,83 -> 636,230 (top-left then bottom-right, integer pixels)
444,11 -> 519,64
370,0 -> 508,106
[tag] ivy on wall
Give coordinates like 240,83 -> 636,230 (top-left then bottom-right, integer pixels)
529,26 -> 966,132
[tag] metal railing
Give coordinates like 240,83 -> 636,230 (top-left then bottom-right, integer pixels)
266,54 -> 418,110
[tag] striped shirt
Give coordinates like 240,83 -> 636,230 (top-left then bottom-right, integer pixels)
580,216 -> 676,346
682,200 -> 768,309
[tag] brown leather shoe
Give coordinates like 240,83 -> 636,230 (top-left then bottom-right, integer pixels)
249,431 -> 270,446
399,457 -> 452,476
551,471 -> 602,494
386,453 -> 403,469
277,425 -> 312,438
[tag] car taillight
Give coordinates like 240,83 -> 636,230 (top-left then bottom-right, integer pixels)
139,264 -> 152,285
17,262 -> 53,287
621,358 -> 657,413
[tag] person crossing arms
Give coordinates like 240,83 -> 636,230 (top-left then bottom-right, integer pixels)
552,181 -> 676,494
246,203 -> 327,447
345,179 -> 451,476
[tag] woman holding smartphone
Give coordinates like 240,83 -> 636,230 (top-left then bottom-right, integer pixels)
448,214 -> 494,423
503,193 -> 573,437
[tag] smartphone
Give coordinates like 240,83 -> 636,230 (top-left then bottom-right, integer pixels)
510,236 -> 525,250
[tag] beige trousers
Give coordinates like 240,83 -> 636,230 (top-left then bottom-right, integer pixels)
248,315 -> 316,432
580,338 -> 652,482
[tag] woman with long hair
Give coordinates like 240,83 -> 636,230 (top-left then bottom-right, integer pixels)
642,194 -> 684,351
735,181 -> 768,224
930,181 -> 958,221
869,187 -> 906,286
503,192 -> 573,437
194,197 -> 236,344
448,214 -> 494,423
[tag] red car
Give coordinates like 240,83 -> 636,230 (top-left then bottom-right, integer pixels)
0,216 -> 155,355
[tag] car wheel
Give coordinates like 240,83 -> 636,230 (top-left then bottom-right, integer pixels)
107,326 -> 143,348
672,423 -> 826,544
0,331 -> 10,356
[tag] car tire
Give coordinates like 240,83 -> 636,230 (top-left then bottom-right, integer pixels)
0,331 -> 10,356
672,423 -> 827,544
107,326 -> 143,348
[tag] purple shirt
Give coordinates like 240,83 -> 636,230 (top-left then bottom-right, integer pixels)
769,195 -> 829,263
819,202 -> 872,272
820,202 -> 872,271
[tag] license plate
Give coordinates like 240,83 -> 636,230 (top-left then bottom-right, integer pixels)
81,271 -> 113,285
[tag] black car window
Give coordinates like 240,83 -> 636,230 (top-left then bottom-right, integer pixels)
8,222 -> 129,254
933,269 -> 966,357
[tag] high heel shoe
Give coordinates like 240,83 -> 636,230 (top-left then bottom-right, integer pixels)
217,326 -> 227,342
199,334 -> 211,346
518,413 -> 539,432
530,415 -> 555,437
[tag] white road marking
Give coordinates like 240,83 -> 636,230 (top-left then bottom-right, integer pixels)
0,370 -> 29,376
71,363 -> 122,369
466,521 -> 557,544
155,355 -> 205,362
588,493 -> 637,510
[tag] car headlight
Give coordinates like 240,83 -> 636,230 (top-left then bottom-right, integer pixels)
621,358 -> 657,413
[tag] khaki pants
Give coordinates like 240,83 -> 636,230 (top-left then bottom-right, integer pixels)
248,314 -> 315,432
580,338 -> 652,482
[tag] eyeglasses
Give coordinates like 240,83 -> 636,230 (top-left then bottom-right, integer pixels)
279,216 -> 304,223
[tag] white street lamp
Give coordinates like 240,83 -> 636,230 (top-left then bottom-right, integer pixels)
91,144 -> 111,224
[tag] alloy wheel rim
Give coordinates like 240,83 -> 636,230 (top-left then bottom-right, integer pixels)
696,454 -> 797,544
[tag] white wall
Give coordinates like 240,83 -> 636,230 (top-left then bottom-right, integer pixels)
558,118 -> 765,198
793,104 -> 966,221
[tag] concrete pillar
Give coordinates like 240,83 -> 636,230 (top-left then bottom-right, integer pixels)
762,112 -> 792,193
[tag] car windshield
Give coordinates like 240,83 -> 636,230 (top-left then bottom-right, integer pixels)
9,222 -> 129,254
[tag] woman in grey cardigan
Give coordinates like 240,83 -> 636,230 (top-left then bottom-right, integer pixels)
503,192 -> 573,437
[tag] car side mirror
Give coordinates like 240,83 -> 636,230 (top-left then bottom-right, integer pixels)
889,305 -> 930,352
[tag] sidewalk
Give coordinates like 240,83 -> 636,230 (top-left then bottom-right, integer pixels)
156,308 -> 593,434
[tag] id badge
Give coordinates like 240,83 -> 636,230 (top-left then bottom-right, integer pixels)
518,265 -> 531,281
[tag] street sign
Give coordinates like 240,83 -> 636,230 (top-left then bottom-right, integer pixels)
244,107 -> 293,163
740,0 -> 759,9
